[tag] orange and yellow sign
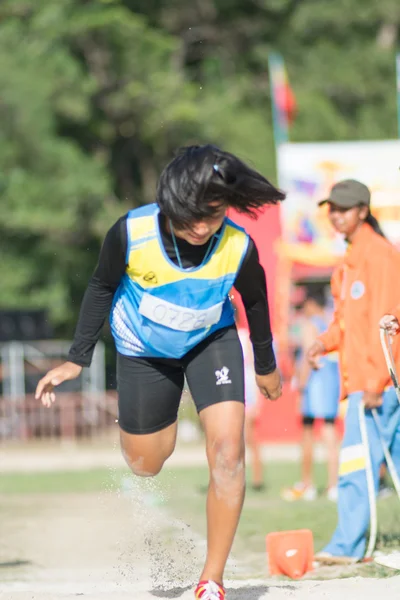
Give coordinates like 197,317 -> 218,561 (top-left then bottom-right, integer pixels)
277,140 -> 400,264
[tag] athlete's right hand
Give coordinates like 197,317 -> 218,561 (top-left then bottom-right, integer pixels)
35,361 -> 83,407
380,314 -> 400,336
307,340 -> 325,370
256,369 -> 282,401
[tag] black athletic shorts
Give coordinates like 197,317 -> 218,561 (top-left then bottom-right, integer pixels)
117,325 -> 245,434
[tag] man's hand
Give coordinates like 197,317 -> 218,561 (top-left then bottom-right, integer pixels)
35,361 -> 83,407
256,369 -> 282,400
380,314 -> 400,336
363,391 -> 383,409
307,339 -> 326,370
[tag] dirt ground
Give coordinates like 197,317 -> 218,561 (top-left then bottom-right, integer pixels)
0,439 -> 308,473
2,479 -> 400,600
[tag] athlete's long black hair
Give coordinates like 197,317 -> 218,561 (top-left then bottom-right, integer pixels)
156,144 -> 285,227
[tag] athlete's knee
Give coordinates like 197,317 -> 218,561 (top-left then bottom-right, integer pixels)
120,447 -> 163,477
208,436 -> 245,484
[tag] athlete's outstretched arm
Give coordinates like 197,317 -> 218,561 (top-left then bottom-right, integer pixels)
67,216 -> 128,367
233,239 -> 275,373
234,239 -> 281,400
36,216 -> 127,405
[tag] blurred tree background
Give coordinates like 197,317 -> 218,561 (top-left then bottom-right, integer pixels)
1,0 -> 399,338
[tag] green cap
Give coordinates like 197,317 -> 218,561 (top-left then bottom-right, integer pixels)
318,179 -> 371,208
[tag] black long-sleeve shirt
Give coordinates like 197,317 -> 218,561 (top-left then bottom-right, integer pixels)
68,213 -> 276,375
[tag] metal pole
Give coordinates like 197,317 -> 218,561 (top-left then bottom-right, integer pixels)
396,53 -> 400,139
268,52 -> 289,149
8,341 -> 25,399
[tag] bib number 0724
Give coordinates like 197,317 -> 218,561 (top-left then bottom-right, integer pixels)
139,293 -> 223,332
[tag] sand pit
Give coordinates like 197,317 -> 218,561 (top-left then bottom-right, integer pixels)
1,480 -> 399,599
4,570 -> 400,599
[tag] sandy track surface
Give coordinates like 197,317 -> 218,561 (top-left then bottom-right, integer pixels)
4,577 -> 400,600
1,439 -> 321,473
2,481 -> 400,600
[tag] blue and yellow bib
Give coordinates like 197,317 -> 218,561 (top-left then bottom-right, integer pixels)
110,204 -> 249,358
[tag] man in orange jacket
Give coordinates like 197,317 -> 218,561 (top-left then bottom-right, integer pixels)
307,180 -> 400,560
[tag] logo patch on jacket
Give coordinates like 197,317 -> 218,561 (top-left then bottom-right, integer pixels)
350,280 -> 365,300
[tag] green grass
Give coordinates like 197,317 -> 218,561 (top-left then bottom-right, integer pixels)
158,464 -> 400,560
0,468 -> 123,494
1,462 -> 399,579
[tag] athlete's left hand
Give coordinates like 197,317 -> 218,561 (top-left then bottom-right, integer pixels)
363,392 -> 383,409
256,369 -> 282,400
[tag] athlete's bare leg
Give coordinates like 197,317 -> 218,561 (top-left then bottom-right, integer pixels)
198,400 -> 246,585
120,421 -> 178,476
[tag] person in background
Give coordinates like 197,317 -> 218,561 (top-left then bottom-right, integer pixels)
378,463 -> 393,498
282,289 -> 340,502
379,308 -> 400,499
237,323 -> 265,491
307,179 -> 400,561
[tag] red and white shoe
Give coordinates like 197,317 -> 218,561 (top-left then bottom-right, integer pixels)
194,580 -> 225,599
